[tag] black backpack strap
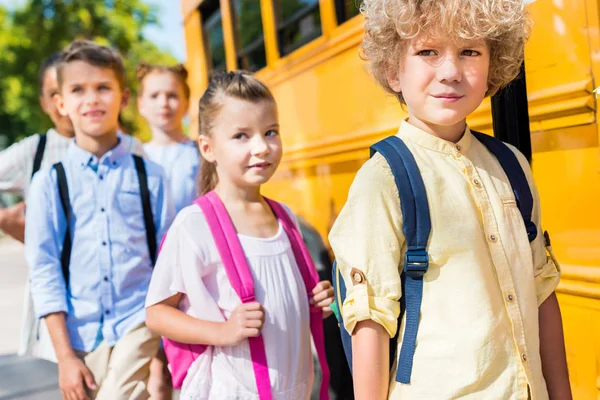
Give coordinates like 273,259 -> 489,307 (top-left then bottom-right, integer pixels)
32,134 -> 47,178
471,131 -> 537,242
370,136 -> 431,384
53,162 -> 72,289
133,155 -> 157,265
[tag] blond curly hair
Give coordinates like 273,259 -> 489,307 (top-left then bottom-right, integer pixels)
360,0 -> 531,102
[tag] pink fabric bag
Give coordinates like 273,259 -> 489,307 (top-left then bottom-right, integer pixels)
161,191 -> 330,399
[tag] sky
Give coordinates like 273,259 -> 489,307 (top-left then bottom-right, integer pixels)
0,0 -> 186,62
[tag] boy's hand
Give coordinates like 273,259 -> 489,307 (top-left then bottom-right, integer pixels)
0,202 -> 26,243
221,302 -> 265,346
58,355 -> 97,400
311,280 -> 335,318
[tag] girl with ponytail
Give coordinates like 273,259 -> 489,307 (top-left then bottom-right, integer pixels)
145,71 -> 334,399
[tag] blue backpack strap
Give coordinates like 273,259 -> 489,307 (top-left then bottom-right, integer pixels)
471,131 -> 537,242
370,136 -> 431,384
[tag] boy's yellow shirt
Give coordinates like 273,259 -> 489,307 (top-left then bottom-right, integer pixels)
329,121 -> 560,400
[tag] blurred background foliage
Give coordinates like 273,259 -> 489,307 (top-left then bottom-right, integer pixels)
0,0 -> 178,148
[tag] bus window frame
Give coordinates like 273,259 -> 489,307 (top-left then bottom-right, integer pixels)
230,0 -> 268,71
275,0 -> 323,57
334,0 -> 360,26
200,0 -> 227,72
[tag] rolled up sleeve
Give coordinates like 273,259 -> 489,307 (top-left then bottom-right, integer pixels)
25,170 -> 69,318
329,154 -> 404,337
509,145 -> 560,306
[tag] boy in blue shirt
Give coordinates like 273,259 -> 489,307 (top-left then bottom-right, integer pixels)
25,40 -> 175,399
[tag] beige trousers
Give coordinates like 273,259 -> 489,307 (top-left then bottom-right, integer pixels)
75,323 -> 160,400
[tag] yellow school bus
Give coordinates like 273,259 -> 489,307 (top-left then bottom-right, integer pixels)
180,0 -> 600,397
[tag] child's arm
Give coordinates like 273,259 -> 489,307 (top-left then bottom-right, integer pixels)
510,147 -> 571,398
146,293 -> 265,347
25,171 -> 96,400
329,155 -> 404,398
46,312 -> 97,400
0,202 -> 25,242
352,320 -> 390,400
539,293 -> 571,399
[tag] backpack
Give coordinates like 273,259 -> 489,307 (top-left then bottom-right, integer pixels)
331,131 -> 538,384
161,191 -> 330,400
53,154 -> 157,286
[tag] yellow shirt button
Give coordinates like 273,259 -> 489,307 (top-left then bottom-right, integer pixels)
508,294 -> 514,301
473,178 -> 481,187
522,353 -> 527,361
489,234 -> 497,242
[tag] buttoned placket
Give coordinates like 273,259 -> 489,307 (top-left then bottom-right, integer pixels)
449,147 -> 533,391
96,157 -> 115,344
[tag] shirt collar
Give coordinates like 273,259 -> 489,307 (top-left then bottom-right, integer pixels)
68,137 -> 129,170
396,120 -> 473,154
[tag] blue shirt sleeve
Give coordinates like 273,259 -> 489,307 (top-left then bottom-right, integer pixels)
154,171 -> 176,252
25,168 -> 69,318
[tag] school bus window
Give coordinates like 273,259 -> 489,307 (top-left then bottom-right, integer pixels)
275,0 -> 322,56
335,0 -> 360,25
232,0 -> 267,71
200,0 -> 226,72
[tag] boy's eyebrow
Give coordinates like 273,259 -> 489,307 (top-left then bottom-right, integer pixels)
64,80 -> 115,87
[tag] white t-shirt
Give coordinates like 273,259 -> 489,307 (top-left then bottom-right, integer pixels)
146,204 -> 313,400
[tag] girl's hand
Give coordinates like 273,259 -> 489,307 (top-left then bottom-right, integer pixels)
222,302 -> 266,346
311,280 -> 335,318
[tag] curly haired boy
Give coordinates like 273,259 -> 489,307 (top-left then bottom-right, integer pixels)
329,0 -> 572,398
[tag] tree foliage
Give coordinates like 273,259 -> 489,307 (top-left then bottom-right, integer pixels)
0,0 -> 177,146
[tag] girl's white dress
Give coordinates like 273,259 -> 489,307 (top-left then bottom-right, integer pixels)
143,141 -> 200,213
145,204 -> 313,400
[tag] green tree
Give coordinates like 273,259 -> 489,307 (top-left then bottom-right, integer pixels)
0,0 -> 177,146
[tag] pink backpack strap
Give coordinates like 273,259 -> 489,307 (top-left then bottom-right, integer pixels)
265,199 -> 331,400
195,192 -> 273,400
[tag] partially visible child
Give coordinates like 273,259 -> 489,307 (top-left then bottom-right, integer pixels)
145,71 -> 334,399
329,0 -> 571,399
137,62 -> 199,213
25,40 -> 174,399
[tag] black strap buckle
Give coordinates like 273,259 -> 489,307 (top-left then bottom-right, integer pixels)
404,249 -> 429,279
525,220 -> 538,243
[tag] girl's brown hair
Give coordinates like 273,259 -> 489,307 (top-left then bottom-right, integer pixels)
136,62 -> 191,100
198,71 -> 275,195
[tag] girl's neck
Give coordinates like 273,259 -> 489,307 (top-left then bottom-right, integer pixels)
214,181 -> 263,206
149,125 -> 188,146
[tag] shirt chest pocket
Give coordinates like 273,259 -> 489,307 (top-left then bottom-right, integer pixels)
501,195 -> 534,262
117,177 -> 143,218
115,172 -> 160,225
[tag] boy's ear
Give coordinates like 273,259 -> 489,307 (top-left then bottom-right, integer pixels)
198,135 -> 215,163
386,63 -> 402,94
54,94 -> 68,117
120,88 -> 131,109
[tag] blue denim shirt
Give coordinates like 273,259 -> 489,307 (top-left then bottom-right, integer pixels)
25,139 -> 175,352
